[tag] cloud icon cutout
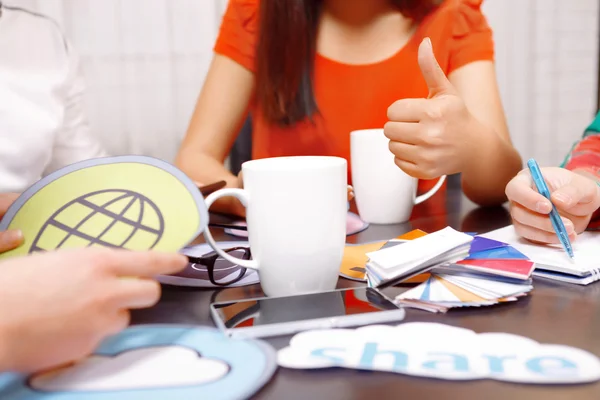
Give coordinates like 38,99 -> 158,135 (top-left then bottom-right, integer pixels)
278,322 -> 600,384
29,346 -> 229,392
0,326 -> 277,400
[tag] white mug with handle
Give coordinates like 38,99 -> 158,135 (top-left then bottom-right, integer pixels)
351,129 -> 446,224
203,156 -> 348,297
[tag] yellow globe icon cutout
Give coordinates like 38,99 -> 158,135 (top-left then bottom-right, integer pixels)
0,155 -> 208,260
30,189 -> 165,253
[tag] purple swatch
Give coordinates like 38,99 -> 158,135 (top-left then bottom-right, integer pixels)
470,236 -> 509,253
467,246 -> 528,260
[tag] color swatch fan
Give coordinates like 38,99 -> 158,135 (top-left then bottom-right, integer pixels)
441,236 -> 535,281
365,227 -> 474,288
339,229 -> 429,282
396,236 -> 534,313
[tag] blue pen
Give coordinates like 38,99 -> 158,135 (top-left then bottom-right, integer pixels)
526,158 -> 575,258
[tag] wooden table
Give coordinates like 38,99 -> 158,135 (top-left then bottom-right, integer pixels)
131,188 -> 600,400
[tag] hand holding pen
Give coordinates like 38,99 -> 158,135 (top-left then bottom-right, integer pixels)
505,163 -> 600,251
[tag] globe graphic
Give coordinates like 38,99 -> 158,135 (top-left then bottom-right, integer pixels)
30,189 -> 165,253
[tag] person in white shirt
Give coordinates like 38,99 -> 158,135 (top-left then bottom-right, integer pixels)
0,2 -> 106,193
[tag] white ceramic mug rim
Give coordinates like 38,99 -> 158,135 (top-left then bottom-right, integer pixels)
350,128 -> 386,138
242,156 -> 346,172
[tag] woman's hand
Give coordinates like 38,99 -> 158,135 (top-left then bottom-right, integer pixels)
384,38 -> 476,180
505,167 -> 600,243
0,248 -> 187,373
0,193 -> 23,253
0,230 -> 23,253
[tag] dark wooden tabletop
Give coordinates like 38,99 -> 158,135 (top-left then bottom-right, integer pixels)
131,187 -> 600,400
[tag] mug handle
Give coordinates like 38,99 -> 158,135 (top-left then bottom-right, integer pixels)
414,175 -> 446,205
203,188 -> 260,271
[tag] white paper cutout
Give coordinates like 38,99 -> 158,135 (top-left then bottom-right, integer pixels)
30,346 -> 228,392
277,323 -> 600,384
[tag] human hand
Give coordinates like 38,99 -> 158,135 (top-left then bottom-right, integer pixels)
505,167 -> 600,243
0,230 -> 23,253
0,248 -> 187,373
0,193 -> 23,253
385,37 -> 477,179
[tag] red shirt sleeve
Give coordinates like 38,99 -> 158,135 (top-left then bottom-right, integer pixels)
564,134 -> 600,230
446,0 -> 495,74
213,0 -> 259,73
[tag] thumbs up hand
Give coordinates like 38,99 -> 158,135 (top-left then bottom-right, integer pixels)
384,37 -> 477,180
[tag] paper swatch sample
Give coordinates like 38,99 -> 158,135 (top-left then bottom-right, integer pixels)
396,234 -> 534,312
396,274 -> 533,313
339,230 -> 428,282
278,323 -> 600,384
483,226 -> 600,285
0,325 -> 277,399
445,236 -> 535,281
365,227 -> 473,287
0,156 -> 208,259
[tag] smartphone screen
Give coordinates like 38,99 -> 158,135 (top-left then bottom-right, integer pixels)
211,287 -> 399,330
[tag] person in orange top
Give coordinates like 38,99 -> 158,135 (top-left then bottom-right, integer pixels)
176,0 -> 522,216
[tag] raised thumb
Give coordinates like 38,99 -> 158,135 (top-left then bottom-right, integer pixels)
418,37 -> 455,98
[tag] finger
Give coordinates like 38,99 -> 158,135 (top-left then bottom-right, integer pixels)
387,99 -> 429,122
394,158 -> 437,180
417,37 -> 456,98
347,185 -> 354,202
513,221 -> 576,245
384,121 -> 421,144
505,173 -> 552,214
510,202 -> 575,235
105,310 -> 131,335
389,141 -> 419,164
551,181 -> 600,216
111,278 -> 162,309
0,230 -> 23,253
104,250 -> 188,277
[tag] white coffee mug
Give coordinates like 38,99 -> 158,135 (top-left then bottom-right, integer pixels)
351,129 -> 446,224
203,156 -> 347,297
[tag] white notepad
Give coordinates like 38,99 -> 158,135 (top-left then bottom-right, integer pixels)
483,225 -> 600,281
366,227 -> 474,287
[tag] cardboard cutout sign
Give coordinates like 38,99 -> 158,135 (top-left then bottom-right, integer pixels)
278,323 -> 600,384
0,326 -> 277,399
0,156 -> 207,259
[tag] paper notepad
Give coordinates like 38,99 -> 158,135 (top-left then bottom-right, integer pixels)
366,227 -> 474,287
483,226 -> 600,284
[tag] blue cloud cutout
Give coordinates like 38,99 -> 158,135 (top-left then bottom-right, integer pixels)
0,325 -> 277,400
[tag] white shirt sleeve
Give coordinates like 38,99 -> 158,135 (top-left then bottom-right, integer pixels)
43,38 -> 107,175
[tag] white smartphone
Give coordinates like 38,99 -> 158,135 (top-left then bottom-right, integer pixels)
210,287 -> 405,339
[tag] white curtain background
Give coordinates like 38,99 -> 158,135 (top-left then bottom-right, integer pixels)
5,0 -> 228,163
4,0 -> 600,167
483,0 -> 599,166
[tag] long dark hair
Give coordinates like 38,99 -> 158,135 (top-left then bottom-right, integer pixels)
256,0 -> 442,126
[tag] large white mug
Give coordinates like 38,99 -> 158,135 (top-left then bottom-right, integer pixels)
203,156 -> 347,297
351,129 -> 446,224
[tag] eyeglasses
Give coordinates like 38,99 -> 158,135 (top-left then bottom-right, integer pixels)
186,247 -> 251,286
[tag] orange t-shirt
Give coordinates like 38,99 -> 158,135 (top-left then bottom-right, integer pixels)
214,0 -> 494,218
